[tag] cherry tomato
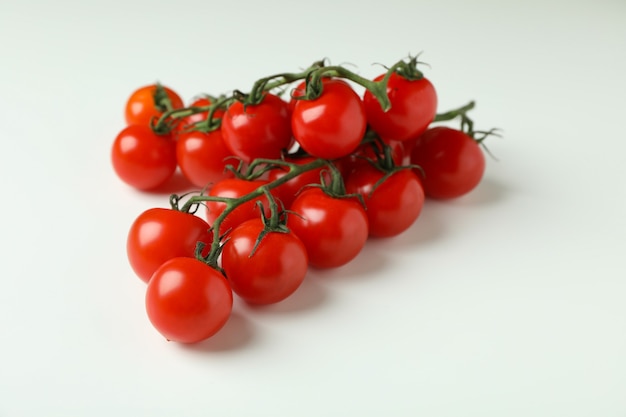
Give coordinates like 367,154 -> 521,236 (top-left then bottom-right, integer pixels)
363,72 -> 437,142
146,257 -> 232,343
345,166 -> 424,237
221,93 -> 292,162
291,79 -> 366,159
205,178 -> 277,235
221,219 -> 308,305
288,188 -> 368,268
127,208 -> 213,283
176,129 -> 234,188
411,126 -> 485,199
111,125 -> 177,190
266,157 -> 326,209
125,84 -> 184,127
176,97 -> 225,134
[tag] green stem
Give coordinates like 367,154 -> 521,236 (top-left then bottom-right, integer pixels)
152,95 -> 235,134
179,158 -> 330,269
246,61 -> 325,105
323,162 -> 347,196
154,83 -> 175,112
303,58 -> 409,112
308,65 -> 389,111
433,101 -> 475,122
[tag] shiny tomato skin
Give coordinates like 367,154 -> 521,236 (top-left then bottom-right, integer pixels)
363,73 -> 437,142
221,219 -> 308,305
291,79 -> 366,159
204,178 -> 277,235
146,257 -> 232,343
111,124 -> 177,190
221,93 -> 292,162
345,166 -> 424,237
125,84 -> 184,127
176,129 -> 234,188
288,188 -> 369,268
127,208 -> 213,283
411,127 -> 485,199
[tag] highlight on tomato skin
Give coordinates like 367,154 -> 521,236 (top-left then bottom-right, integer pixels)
110,124 -> 177,190
145,257 -> 233,344
363,72 -> 438,143
291,79 -> 367,160
221,93 -> 292,162
126,208 -> 213,283
410,126 -> 486,199
176,129 -> 235,188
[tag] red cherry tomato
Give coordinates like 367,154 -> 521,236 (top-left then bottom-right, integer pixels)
288,188 -> 368,268
176,129 -> 234,188
125,84 -> 184,127
205,178 -> 277,235
345,166 -> 424,237
127,208 -> 213,283
221,93 -> 292,162
111,125 -> 177,190
363,73 -> 437,142
146,257 -> 232,343
221,219 -> 308,305
266,157 -> 326,209
411,126 -> 485,199
291,79 -> 366,159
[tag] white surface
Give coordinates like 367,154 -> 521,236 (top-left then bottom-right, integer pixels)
1,0 -> 625,415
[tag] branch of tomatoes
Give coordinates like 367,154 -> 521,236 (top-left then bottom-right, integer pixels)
116,53 -> 501,344
148,56 -> 426,136
172,157 -> 330,270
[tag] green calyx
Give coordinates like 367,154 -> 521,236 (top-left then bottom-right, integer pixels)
393,55 -> 425,81
173,157 -> 329,269
248,190 -> 291,258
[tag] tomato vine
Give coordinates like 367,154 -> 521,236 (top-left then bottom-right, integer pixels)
112,53 -> 500,344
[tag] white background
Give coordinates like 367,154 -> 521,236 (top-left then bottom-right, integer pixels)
1,0 -> 625,415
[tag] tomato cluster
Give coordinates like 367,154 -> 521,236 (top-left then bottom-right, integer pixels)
112,56 -> 495,344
